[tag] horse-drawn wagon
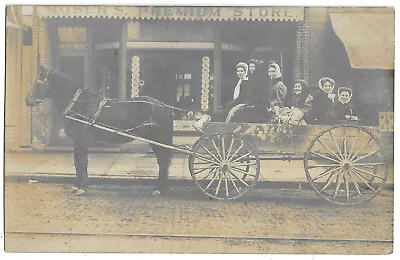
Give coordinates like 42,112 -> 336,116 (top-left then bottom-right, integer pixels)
26,67 -> 390,205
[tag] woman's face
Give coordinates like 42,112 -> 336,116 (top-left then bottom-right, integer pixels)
268,67 -> 277,79
249,63 -> 256,74
236,67 -> 246,79
322,81 -> 333,93
339,91 -> 351,103
294,83 -> 302,95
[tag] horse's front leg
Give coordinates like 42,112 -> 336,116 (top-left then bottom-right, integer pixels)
72,139 -> 89,195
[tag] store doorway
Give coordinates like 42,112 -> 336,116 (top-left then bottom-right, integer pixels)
137,50 -> 212,120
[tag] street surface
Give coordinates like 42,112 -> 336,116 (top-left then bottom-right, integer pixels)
4,182 -> 393,254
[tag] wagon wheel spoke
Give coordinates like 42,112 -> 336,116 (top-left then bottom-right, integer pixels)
195,151 -> 215,160
353,162 -> 386,167
204,171 -> 220,191
221,135 -> 226,161
225,135 -> 235,161
332,172 -> 344,199
348,128 -> 361,161
198,168 -> 218,181
328,130 -> 344,160
211,136 -> 223,162
349,137 -> 373,161
311,166 -> 341,182
351,169 -> 377,192
316,139 -> 342,162
230,152 -> 252,164
228,170 -> 250,187
195,154 -> 218,165
307,164 -> 341,169
352,167 -> 373,182
324,167 -> 338,184
343,171 -> 350,200
352,166 -> 385,180
225,173 -> 229,197
227,170 -> 240,194
310,151 -> 341,164
230,166 -> 257,178
193,161 -> 215,165
352,149 -> 382,163
319,169 -> 342,192
347,171 -> 364,199
343,127 -> 348,159
200,145 -> 222,164
193,165 -> 220,175
215,172 -> 223,196
226,140 -> 244,163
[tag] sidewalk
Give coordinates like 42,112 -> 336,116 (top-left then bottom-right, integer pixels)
4,151 -> 394,189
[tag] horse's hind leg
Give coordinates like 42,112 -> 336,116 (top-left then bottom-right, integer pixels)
151,145 -> 172,195
73,138 -> 89,193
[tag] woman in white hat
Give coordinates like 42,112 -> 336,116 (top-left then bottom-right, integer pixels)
195,61 -> 252,128
268,63 -> 287,108
335,86 -> 358,121
311,77 -> 337,125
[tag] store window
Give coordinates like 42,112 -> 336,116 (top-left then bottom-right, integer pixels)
174,73 -> 195,120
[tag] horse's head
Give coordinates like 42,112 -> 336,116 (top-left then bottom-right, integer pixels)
25,65 -> 54,107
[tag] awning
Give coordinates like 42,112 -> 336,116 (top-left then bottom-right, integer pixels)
36,6 -> 304,21
329,13 -> 394,69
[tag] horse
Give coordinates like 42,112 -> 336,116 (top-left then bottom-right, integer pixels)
25,66 -> 174,196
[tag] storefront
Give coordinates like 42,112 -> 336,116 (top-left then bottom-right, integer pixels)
33,6 -> 306,146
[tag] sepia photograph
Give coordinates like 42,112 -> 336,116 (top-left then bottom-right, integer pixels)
3,2 -> 395,255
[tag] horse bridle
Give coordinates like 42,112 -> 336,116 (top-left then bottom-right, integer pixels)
30,69 -> 51,104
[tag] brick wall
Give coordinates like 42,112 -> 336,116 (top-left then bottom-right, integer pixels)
31,14 -> 54,148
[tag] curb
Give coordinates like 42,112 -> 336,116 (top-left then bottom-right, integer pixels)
5,174 -> 394,192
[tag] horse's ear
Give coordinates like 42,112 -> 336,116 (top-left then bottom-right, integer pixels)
39,65 -> 48,73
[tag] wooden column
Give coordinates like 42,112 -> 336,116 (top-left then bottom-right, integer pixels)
212,25 -> 222,112
5,6 -> 22,150
119,21 -> 127,99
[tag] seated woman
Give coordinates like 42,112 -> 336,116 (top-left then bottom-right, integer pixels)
268,63 -> 287,108
310,77 -> 337,125
335,86 -> 358,122
195,61 -> 252,128
289,79 -> 313,125
227,60 -> 271,123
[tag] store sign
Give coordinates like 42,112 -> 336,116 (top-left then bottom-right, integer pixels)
37,6 -> 304,21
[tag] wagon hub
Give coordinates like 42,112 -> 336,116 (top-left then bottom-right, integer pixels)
220,164 -> 229,174
343,162 -> 350,170
341,159 -> 352,170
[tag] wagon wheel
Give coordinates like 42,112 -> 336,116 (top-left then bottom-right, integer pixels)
304,124 -> 388,205
189,133 -> 260,200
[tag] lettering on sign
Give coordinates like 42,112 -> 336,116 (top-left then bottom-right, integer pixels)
37,6 -> 304,21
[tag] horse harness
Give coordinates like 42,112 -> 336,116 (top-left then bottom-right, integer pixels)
64,89 -> 164,133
